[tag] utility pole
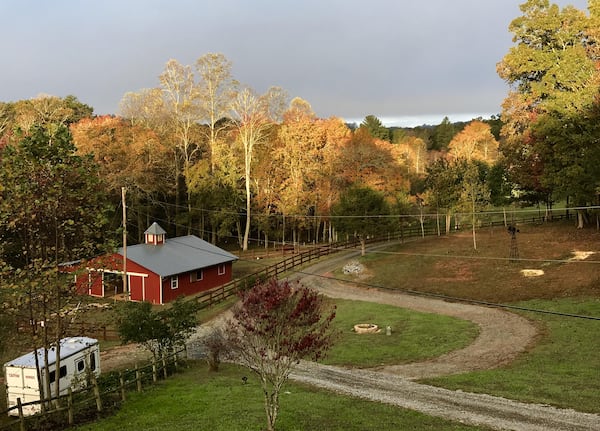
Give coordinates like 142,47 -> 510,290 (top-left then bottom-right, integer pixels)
122,187 -> 128,298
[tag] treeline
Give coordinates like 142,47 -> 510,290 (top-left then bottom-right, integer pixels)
1,0 -> 600,382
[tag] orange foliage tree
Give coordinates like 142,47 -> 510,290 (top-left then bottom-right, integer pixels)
448,120 -> 499,164
71,116 -> 173,240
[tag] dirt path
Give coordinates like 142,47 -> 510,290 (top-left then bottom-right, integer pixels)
104,247 -> 600,430
287,250 -> 600,430
290,362 -> 600,431
294,250 -> 538,379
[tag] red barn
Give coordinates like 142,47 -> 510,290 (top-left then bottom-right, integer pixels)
77,223 -> 238,305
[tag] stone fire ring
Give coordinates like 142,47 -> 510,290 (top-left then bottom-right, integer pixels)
353,323 -> 380,334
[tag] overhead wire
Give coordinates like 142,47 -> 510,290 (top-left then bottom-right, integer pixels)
124,204 -> 600,321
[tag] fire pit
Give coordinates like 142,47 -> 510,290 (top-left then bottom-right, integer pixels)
353,323 -> 380,334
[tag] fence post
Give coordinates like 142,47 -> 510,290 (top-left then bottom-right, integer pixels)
92,374 -> 103,413
67,387 -> 74,425
119,372 -> 126,401
17,398 -> 26,431
162,355 -> 168,379
152,357 -> 158,383
136,365 -> 142,392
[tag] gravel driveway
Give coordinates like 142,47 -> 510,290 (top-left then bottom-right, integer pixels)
285,250 -> 600,431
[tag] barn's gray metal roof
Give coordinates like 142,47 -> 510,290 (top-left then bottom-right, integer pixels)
118,235 -> 238,278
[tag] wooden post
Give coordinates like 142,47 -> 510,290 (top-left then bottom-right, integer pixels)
162,355 -> 168,379
92,374 -> 103,413
119,372 -> 126,401
67,388 -> 74,425
17,398 -> 26,431
152,358 -> 158,383
136,365 -> 142,393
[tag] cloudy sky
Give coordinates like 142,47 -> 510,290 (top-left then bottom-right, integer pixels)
0,0 -> 589,127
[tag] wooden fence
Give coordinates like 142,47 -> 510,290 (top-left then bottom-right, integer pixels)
0,349 -> 185,431
192,212 -> 575,310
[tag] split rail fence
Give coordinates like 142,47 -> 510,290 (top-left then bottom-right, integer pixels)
0,349 -> 184,431
192,212 -> 574,310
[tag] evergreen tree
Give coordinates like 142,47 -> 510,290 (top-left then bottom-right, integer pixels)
359,115 -> 390,141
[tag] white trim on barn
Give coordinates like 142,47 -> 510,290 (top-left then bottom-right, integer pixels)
83,268 -> 148,298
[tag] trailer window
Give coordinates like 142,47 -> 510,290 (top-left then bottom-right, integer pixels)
77,359 -> 85,372
49,365 -> 67,383
90,352 -> 96,371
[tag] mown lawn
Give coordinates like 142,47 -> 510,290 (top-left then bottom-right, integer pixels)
75,363 -> 489,431
324,299 -> 478,367
422,297 -> 600,413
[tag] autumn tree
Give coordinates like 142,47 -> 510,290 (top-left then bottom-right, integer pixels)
273,98 -> 325,244
448,120 -> 499,164
0,123 -> 110,406
226,279 -> 336,431
394,135 -> 428,174
11,95 -> 92,135
71,116 -> 174,240
332,185 -> 392,255
334,128 -> 405,196
311,117 -> 352,242
195,53 -> 237,173
497,0 -> 600,216
231,86 -> 287,251
458,162 -> 491,250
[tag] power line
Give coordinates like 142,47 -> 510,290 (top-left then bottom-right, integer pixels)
235,252 -> 600,321
119,209 -> 600,320
143,198 -> 600,220
127,207 -> 600,267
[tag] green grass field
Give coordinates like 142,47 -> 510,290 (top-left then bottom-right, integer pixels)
423,297 -> 600,413
324,299 -> 478,367
74,363 -> 488,431
8,222 -> 600,429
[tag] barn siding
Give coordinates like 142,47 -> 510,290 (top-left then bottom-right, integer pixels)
161,262 -> 233,303
123,259 -> 159,304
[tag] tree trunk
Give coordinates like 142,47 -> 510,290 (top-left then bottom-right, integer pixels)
264,390 -> 279,431
471,198 -> 477,250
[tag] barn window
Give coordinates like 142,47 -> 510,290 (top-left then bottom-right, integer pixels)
190,270 -> 203,283
171,276 -> 178,289
218,264 -> 226,275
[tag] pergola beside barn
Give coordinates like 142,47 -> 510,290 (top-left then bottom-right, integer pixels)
76,223 -> 238,305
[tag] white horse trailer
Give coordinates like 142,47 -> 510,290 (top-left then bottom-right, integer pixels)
3,337 -> 101,416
